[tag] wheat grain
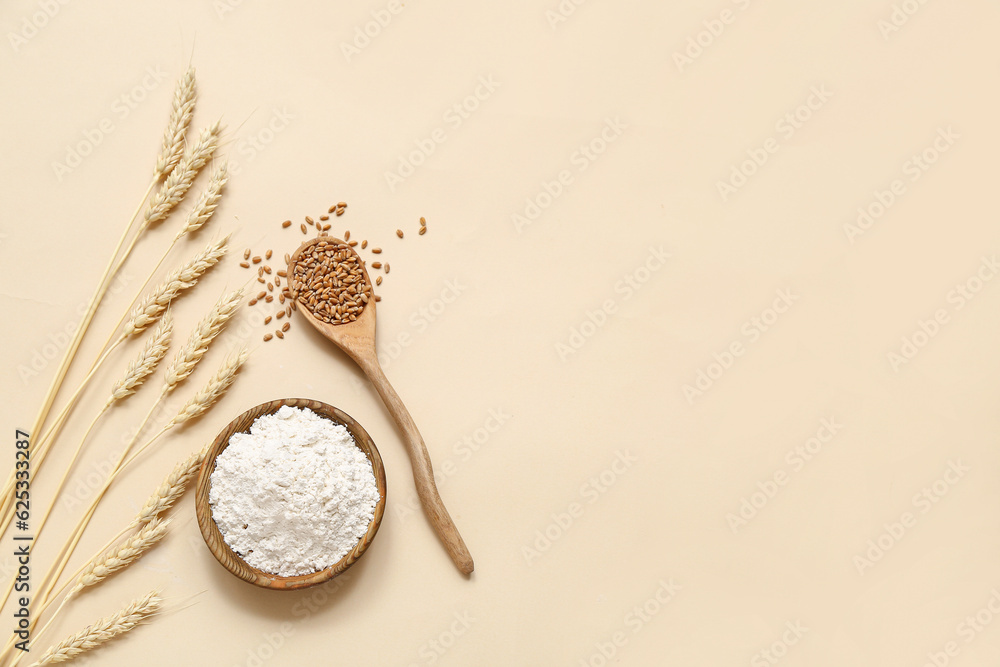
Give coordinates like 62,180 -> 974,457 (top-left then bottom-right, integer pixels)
129,447 -> 206,531
123,235 -> 229,337
29,591 -> 161,666
169,347 -> 249,427
162,288 -> 243,393
174,161 -> 228,241
143,121 -> 222,227
107,313 -> 172,405
71,519 -> 170,596
292,241 -> 373,324
153,68 -> 196,180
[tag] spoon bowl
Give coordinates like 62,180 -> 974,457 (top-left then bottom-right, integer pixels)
287,237 -> 379,365
194,397 -> 387,590
288,237 -> 474,575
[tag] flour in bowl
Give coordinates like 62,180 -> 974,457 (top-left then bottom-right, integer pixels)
209,405 -> 380,576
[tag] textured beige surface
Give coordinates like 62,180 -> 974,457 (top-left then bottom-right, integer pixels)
2,1 -> 1000,665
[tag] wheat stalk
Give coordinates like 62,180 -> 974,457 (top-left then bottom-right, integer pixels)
0,73 -> 202,524
122,235 -> 229,337
168,346 -> 249,428
0,233 -> 223,596
30,350 -> 248,624
0,311 -> 170,618
5,78 -> 197,561
153,67 -> 196,181
0,79 -> 206,541
28,591 -> 161,666
143,121 -> 222,228
175,161 -> 227,241
107,313 -> 172,406
162,287 -> 243,393
131,447 -> 207,531
70,519 -> 170,596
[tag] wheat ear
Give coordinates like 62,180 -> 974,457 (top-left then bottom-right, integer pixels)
175,161 -> 227,241
153,67 -> 196,180
107,313 -> 173,406
131,447 -> 207,531
71,518 -> 170,596
169,346 -> 249,428
143,121 -> 222,228
28,591 -> 161,666
162,287 -> 244,393
122,235 -> 229,337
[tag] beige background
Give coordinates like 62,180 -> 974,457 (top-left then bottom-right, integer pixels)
2,0 -> 1000,665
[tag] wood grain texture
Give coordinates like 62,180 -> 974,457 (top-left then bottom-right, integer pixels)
194,397 -> 387,590
288,238 -> 474,575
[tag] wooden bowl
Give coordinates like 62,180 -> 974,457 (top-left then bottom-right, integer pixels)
194,398 -> 387,590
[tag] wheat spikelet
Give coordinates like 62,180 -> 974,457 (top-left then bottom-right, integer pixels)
169,347 -> 249,427
153,67 -> 196,181
122,235 -> 229,337
107,313 -> 172,406
175,161 -> 228,241
162,287 -> 243,393
29,591 -> 161,666
130,447 -> 206,530
70,519 -> 170,596
143,121 -> 222,228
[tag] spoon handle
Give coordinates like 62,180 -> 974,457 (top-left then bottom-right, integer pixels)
358,355 -> 474,575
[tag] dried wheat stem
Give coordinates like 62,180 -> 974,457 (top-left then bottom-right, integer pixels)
71,518 -> 170,596
28,591 -> 161,667
153,67 -> 196,181
122,235 -> 229,337
143,122 -> 222,229
38,445 -> 206,627
107,313 -> 173,406
0,228 -> 189,544
7,107 -> 204,546
4,78 -> 201,525
35,350 -> 246,618
162,288 -> 243,393
0,402 -> 112,619
0,315 -> 165,612
175,161 -> 227,241
12,175 -> 157,557
18,68 -> 192,496
28,396 -> 164,626
16,319 -> 170,557
0,336 -> 124,521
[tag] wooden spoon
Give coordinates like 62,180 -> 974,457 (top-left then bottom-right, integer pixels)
288,237 -> 474,575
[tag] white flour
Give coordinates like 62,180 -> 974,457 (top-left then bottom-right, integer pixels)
209,405 -> 380,576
